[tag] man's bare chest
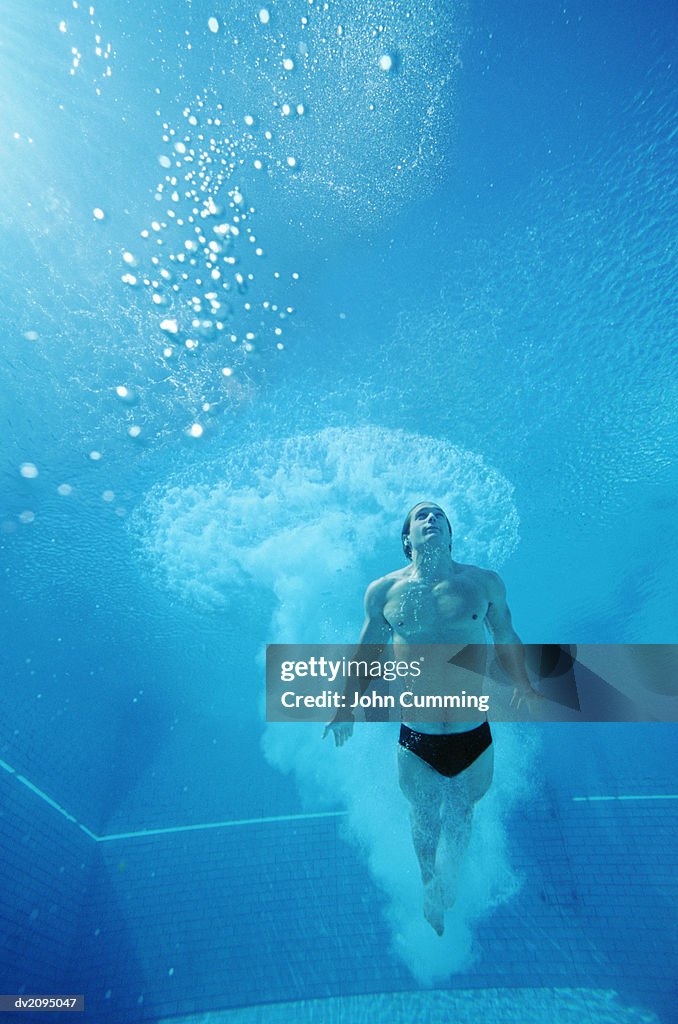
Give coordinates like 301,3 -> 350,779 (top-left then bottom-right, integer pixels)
384,576 -> 489,637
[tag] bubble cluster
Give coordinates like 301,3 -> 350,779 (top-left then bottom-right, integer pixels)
195,0 -> 460,228
116,85 -> 302,440
59,1 -> 114,93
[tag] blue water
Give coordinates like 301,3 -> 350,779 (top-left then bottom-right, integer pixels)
1,1 -> 677,1022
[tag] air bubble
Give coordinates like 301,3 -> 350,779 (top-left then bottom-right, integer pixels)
93,207 -> 105,221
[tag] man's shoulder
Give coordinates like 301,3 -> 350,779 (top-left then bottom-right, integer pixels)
365,568 -> 408,602
457,563 -> 504,590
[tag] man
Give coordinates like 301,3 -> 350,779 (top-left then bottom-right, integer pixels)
324,501 -> 539,936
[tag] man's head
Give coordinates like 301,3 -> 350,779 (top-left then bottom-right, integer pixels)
401,502 -> 452,561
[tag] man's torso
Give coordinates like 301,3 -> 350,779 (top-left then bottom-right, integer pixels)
379,563 -> 493,734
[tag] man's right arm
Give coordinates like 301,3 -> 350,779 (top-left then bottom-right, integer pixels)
323,578 -> 393,747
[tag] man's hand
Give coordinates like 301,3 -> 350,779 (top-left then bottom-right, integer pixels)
322,718 -> 354,746
510,684 -> 546,716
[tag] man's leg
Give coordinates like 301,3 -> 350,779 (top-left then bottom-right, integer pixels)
398,745 -> 446,934
438,743 -> 494,909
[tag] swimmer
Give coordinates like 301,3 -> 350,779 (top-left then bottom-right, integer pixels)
324,502 -> 541,935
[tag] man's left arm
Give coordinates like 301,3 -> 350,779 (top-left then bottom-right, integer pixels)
484,571 -> 540,707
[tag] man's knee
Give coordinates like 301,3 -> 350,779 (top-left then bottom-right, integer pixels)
409,802 -> 440,835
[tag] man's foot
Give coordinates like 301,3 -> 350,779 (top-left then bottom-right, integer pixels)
438,867 -> 458,911
423,876 -> 445,936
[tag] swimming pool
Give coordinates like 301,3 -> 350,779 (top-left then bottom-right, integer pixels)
1,0 -> 676,1021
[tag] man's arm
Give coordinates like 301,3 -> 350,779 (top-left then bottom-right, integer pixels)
484,571 -> 539,707
323,578 -> 393,746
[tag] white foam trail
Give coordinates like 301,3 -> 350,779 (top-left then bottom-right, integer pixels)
135,426 -> 519,613
136,426 -> 529,979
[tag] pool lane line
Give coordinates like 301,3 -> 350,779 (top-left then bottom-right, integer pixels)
6,758 -> 676,838
572,794 -> 678,802
97,810 -> 349,842
1,760 -> 347,840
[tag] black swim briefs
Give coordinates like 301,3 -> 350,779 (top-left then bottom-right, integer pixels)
398,721 -> 492,777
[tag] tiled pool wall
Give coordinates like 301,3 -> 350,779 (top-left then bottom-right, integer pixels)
0,766 -> 93,1000
1,745 -> 676,1024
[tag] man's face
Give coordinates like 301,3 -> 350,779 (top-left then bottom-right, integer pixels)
407,504 -> 452,556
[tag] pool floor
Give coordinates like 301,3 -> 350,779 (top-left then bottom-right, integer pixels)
159,988 -> 661,1024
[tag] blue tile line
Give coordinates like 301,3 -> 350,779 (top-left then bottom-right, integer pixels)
14,773 -> 79,823
4,758 -> 675,840
97,810 -> 349,842
572,794 -> 678,802
0,758 -> 346,841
